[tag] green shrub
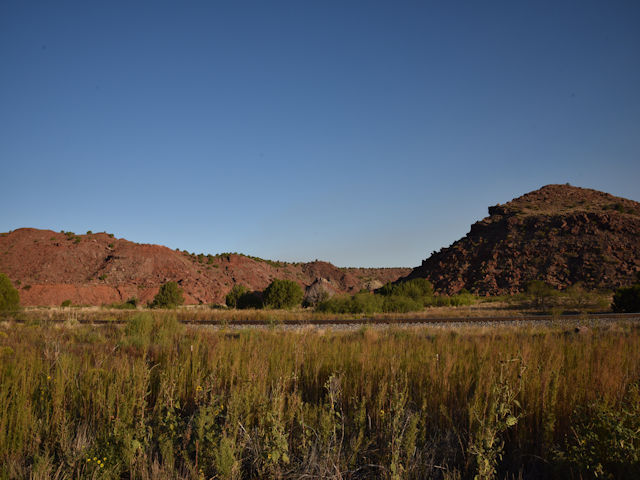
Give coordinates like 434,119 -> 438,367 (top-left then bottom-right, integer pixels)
379,278 -> 434,300
316,295 -> 353,313
226,284 -> 248,308
122,298 -> 138,309
316,278 -> 471,314
226,285 -> 263,309
526,280 -> 558,311
449,292 -> 475,306
263,279 -> 303,309
150,282 -> 184,309
350,291 -> 384,314
237,291 -> 263,309
0,273 -> 20,311
317,292 -> 384,314
612,284 -> 640,313
61,299 -> 72,307
554,385 -> 640,479
105,298 -> 138,310
382,295 -> 421,313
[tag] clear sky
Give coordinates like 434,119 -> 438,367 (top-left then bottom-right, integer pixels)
1,1 -> 639,267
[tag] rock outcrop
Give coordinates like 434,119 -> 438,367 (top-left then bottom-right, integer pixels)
405,184 -> 640,295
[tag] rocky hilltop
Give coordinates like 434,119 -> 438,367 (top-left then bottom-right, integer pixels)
405,184 -> 640,295
0,229 -> 410,306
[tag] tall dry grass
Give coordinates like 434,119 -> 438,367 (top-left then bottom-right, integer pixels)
0,314 -> 638,479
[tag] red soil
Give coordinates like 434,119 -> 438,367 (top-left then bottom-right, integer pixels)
0,228 -> 410,306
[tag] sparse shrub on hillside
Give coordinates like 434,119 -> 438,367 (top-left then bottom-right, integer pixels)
263,279 -> 303,309
61,299 -> 72,307
0,273 -> 20,312
150,281 -> 184,309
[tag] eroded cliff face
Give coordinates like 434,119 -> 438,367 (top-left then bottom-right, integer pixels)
405,184 -> 640,295
0,228 -> 409,306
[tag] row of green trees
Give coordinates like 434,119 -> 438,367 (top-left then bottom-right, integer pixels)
316,278 -> 475,314
2,271 -> 640,313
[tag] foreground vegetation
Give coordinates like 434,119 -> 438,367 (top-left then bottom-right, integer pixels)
1,314 -> 639,479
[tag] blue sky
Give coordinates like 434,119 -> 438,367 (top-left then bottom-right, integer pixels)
1,1 -> 639,267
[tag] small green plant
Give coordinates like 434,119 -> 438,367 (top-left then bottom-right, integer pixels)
150,282 -> 184,308
469,359 -> 524,480
263,279 -> 303,309
61,299 -> 72,307
0,273 -> 20,312
98,274 -> 107,281
554,385 -> 640,479
115,298 -> 137,309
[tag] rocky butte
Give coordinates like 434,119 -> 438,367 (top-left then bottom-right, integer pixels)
404,184 -> 640,295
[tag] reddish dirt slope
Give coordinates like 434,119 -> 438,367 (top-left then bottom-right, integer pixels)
405,184 -> 640,295
0,229 -> 410,306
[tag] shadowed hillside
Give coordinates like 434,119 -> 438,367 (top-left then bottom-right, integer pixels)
405,184 -> 640,294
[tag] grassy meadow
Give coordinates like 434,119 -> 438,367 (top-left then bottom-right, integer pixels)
1,313 -> 639,479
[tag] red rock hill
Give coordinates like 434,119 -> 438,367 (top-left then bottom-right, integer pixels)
405,184 -> 640,295
0,229 -> 409,306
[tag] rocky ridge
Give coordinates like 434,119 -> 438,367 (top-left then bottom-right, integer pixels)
0,228 -> 410,306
